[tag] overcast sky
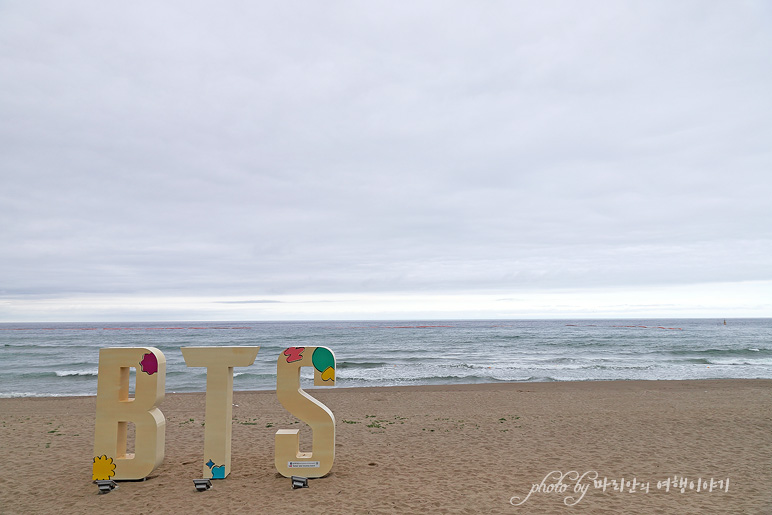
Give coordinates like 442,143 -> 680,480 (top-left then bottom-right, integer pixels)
1,1 -> 771,321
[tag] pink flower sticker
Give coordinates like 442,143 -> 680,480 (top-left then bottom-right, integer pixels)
283,347 -> 305,363
139,352 -> 158,375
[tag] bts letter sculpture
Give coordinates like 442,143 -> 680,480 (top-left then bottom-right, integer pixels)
91,345 -> 337,483
275,346 -> 336,478
93,347 -> 166,481
181,346 -> 260,479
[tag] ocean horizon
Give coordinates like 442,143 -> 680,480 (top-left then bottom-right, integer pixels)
1,318 -> 770,398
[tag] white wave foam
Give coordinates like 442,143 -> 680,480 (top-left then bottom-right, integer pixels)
55,369 -> 99,377
0,392 -> 91,398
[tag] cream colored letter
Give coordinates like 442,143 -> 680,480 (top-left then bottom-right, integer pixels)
93,347 -> 166,481
181,347 -> 259,479
275,346 -> 336,478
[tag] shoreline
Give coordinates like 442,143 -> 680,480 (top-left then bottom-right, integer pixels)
4,376 -> 771,400
2,379 -> 770,513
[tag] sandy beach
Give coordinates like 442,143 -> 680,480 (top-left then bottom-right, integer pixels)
1,379 -> 770,514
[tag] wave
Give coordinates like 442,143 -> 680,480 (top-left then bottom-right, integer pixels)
339,361 -> 391,369
338,374 -> 559,385
55,369 -> 99,377
704,359 -> 772,366
0,370 -> 98,379
0,392 -> 92,398
665,348 -> 772,357
232,372 -> 277,380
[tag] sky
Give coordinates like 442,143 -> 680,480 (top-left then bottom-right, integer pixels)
1,1 -> 771,321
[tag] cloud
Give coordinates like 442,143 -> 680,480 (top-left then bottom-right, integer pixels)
1,1 -> 771,319
1,281 -> 770,322
215,300 -> 283,304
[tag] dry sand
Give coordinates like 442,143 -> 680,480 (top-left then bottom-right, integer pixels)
1,379 -> 770,514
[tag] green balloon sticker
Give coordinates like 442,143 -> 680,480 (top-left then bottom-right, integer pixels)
312,347 -> 335,381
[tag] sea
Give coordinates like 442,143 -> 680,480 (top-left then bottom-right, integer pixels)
1,319 -> 770,398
